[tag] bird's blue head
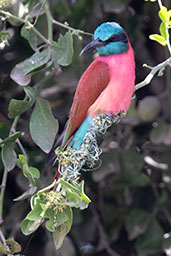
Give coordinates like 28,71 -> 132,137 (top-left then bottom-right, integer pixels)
80,22 -> 129,57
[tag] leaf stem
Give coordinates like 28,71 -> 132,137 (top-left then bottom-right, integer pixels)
0,227 -> 6,244
0,168 -> 8,223
0,10 -> 49,45
30,23 -> 49,45
52,19 -> 93,36
135,56 -> 171,91
43,0 -> 53,42
0,111 -> 24,222
10,115 -> 19,135
166,31 -> 171,55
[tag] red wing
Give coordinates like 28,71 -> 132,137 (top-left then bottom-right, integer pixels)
62,60 -> 110,146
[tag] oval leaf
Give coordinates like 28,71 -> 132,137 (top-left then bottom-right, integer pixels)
10,60 -> 32,86
21,218 -> 43,235
135,219 -> 163,254
149,34 -> 167,46
30,97 -> 58,153
52,206 -> 72,250
21,24 -> 38,50
160,22 -> 167,40
159,6 -> 170,24
23,49 -> 50,75
0,131 -> 22,145
51,31 -> 73,66
8,99 -> 32,118
8,86 -> 36,118
1,142 -> 17,171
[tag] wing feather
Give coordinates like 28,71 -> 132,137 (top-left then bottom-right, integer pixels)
62,60 -> 110,146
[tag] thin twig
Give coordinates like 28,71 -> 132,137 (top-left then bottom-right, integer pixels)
91,206 -> 120,256
135,56 -> 171,91
52,19 -> 93,36
158,0 -> 163,10
0,9 -> 49,44
43,0 -> 53,41
0,227 -> 6,244
0,168 -> 8,223
0,114 -> 24,222
16,139 -> 28,159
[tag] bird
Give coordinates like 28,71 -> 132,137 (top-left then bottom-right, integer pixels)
47,22 -> 135,179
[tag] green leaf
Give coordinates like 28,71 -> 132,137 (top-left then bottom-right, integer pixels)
160,22 -> 167,40
8,86 -> 36,118
18,155 -> 33,183
6,238 -> 21,254
45,207 -> 69,232
0,131 -> 22,145
135,219 -> 163,254
29,167 -> 40,179
8,100 -> 32,118
150,121 -> 171,145
21,218 -> 43,235
52,206 -> 72,250
126,209 -> 150,240
0,241 -> 11,254
79,180 -> 91,205
14,185 -> 37,201
18,154 -> 27,165
59,179 -> 91,209
10,60 -> 32,86
24,86 -> 36,100
114,150 -> 149,187
65,190 -> 81,205
17,154 -> 40,185
23,49 -> 50,75
30,97 -> 58,153
1,142 -> 17,171
21,24 -> 37,50
159,6 -> 170,24
51,31 -> 73,66
25,0 -> 41,11
149,34 -> 167,46
59,179 -> 80,194
26,201 -> 44,221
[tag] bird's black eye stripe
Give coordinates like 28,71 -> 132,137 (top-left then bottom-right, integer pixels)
105,33 -> 128,44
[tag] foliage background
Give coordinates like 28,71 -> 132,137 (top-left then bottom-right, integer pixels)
0,0 -> 171,255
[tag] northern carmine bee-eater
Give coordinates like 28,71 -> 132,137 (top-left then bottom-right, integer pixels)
47,22 -> 135,179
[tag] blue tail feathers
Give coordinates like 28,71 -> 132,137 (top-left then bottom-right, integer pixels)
67,115 -> 93,149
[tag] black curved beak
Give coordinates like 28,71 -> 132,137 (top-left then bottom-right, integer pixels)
79,38 -> 105,56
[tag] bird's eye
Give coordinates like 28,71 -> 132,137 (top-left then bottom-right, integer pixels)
108,35 -> 116,43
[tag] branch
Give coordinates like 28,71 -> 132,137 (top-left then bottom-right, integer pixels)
91,205 -> 120,256
43,0 -> 53,41
135,56 -> 171,91
52,19 -> 93,36
0,168 -> 8,223
158,0 -> 163,10
0,9 -> 49,44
